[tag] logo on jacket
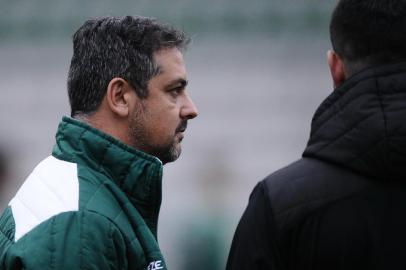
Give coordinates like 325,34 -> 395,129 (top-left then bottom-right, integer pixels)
147,260 -> 164,270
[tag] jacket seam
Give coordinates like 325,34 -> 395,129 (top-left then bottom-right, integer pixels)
275,184 -> 373,225
0,228 -> 13,243
347,136 -> 387,173
117,154 -> 136,189
79,180 -> 106,209
311,112 -> 376,155
49,217 -> 56,270
97,141 -> 113,174
312,90 -> 365,137
260,181 -> 286,270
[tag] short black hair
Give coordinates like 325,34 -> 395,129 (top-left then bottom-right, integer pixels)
330,0 -> 406,75
68,16 -> 190,117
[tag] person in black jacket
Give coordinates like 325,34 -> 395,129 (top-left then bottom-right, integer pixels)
227,1 -> 406,269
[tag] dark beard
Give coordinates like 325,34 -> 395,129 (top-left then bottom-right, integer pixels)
129,105 -> 187,164
149,141 -> 180,164
154,120 -> 187,164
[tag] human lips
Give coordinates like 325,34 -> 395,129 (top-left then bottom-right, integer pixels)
176,121 -> 187,133
175,121 -> 187,141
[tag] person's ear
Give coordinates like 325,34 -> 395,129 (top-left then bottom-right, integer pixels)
327,50 -> 346,88
105,78 -> 136,117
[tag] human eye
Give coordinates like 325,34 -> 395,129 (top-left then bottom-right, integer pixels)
169,86 -> 184,97
166,79 -> 187,98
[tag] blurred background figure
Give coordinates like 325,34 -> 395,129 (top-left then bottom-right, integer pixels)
0,0 -> 336,268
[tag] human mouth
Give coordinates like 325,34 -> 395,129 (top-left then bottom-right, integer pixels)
176,121 -> 188,133
175,122 -> 187,142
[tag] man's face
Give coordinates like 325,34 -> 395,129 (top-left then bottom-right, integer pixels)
129,47 -> 198,164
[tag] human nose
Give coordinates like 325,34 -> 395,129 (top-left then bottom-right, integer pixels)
180,93 -> 198,119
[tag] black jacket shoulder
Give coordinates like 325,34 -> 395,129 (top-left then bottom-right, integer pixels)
228,157 -> 406,270
263,158 -> 372,233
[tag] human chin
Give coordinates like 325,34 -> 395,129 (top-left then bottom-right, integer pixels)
154,139 -> 182,164
160,137 -> 182,164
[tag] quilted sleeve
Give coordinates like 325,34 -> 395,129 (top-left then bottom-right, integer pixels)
3,210 -> 127,270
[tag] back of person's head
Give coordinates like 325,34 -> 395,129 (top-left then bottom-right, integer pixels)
68,16 -> 190,117
330,0 -> 406,75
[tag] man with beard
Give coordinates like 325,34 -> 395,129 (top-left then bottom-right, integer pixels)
227,0 -> 406,269
0,16 -> 197,270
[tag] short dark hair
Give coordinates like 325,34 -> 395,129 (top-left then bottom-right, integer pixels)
68,16 -> 190,117
330,0 -> 406,75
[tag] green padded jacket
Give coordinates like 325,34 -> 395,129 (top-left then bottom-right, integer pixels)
0,117 -> 167,270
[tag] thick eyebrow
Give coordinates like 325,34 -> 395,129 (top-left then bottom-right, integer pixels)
165,78 -> 188,89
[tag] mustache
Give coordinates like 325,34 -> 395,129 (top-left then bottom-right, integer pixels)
176,121 -> 188,133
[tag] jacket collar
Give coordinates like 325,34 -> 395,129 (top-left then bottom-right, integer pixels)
303,62 -> 406,179
52,116 -> 163,233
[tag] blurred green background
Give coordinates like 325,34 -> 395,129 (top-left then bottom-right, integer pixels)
0,0 -> 333,40
0,0 -> 337,269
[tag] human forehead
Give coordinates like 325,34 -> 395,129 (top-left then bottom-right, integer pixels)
153,47 -> 186,76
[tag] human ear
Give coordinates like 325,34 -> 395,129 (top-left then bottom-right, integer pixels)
105,78 -> 135,117
327,50 -> 346,88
